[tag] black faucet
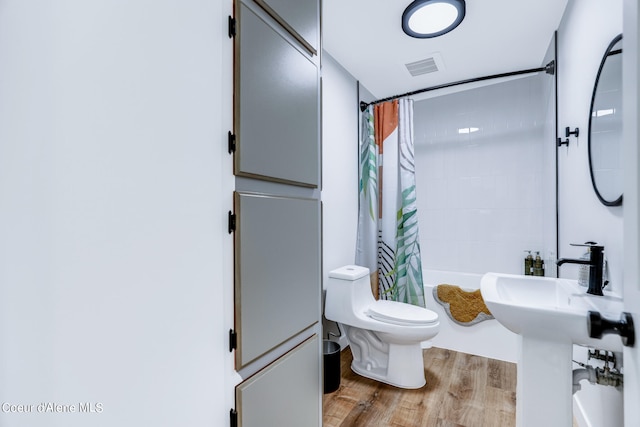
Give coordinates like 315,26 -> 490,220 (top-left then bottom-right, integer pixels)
556,243 -> 605,296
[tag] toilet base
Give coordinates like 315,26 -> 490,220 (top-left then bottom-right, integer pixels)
346,326 -> 427,389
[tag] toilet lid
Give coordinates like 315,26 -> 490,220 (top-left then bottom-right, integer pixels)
368,300 -> 438,326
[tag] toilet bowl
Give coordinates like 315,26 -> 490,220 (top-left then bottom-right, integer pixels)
325,265 -> 440,389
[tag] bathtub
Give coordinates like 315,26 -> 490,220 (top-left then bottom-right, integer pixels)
423,269 -> 518,363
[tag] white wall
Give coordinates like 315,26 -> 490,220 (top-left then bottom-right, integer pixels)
0,2 -> 231,426
557,0 -> 624,295
320,52 -> 360,347
413,75 -> 556,276
621,4 -> 640,427
557,1 -> 624,426
321,53 -> 360,283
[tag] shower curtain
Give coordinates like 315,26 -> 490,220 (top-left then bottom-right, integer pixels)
355,99 -> 425,307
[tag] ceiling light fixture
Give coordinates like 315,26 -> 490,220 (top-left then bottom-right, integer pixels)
402,0 -> 466,39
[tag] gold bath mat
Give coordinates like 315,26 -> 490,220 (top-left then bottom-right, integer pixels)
433,284 -> 494,326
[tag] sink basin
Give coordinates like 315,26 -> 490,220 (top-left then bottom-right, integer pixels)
481,272 -> 624,351
480,272 -> 625,427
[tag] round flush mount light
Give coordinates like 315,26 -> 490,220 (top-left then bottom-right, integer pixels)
402,0 -> 466,38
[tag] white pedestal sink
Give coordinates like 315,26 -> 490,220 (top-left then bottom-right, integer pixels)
480,273 -> 623,427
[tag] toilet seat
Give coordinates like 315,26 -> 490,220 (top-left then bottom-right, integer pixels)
367,300 -> 438,326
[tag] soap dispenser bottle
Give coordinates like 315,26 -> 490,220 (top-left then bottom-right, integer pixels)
533,251 -> 545,276
524,251 -> 533,275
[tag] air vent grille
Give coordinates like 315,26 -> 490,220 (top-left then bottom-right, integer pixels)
405,57 -> 439,76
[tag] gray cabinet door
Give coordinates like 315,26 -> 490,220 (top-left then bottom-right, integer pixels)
254,0 -> 320,54
234,2 -> 320,188
234,191 -> 320,368
236,335 -> 320,427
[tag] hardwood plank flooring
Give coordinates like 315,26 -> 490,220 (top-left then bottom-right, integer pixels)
323,347 -> 517,427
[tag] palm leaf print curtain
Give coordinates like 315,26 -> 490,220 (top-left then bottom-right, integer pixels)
355,99 -> 425,307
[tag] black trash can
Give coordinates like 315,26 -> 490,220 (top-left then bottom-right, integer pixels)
323,340 -> 341,394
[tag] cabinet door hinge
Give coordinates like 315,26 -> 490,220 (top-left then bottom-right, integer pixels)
228,131 -> 236,154
228,16 -> 236,38
229,329 -> 238,352
230,408 -> 238,427
228,211 -> 236,234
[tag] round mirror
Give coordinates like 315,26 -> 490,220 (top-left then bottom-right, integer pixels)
588,34 -> 623,206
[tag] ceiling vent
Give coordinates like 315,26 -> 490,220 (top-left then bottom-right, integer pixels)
405,52 -> 445,77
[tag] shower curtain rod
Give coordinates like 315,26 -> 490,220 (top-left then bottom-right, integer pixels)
359,60 -> 555,112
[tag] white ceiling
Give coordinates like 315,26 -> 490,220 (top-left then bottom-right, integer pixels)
322,0 -> 569,99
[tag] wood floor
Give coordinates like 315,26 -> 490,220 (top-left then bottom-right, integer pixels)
323,346 -> 517,427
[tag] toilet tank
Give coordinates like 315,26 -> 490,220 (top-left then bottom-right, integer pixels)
325,265 -> 375,322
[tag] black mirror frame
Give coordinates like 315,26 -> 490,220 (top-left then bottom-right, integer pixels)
588,33 -> 623,207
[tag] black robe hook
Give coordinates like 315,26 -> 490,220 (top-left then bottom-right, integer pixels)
565,127 -> 579,138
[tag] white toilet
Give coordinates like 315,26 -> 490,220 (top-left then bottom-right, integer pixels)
325,265 -> 440,389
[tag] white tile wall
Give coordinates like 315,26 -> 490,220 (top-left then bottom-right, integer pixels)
414,74 -> 556,275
